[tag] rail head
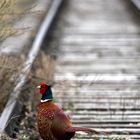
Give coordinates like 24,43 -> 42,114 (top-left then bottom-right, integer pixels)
131,0 -> 140,10
129,0 -> 140,17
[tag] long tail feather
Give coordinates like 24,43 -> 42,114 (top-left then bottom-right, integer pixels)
65,127 -> 98,134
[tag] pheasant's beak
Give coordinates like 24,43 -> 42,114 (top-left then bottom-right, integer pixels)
37,85 -> 41,89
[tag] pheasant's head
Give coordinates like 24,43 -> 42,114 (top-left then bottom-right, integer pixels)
37,83 -> 49,94
37,83 -> 53,102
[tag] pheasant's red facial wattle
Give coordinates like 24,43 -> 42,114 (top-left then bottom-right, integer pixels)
38,83 -> 48,95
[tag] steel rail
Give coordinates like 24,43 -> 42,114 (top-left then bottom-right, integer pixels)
131,0 -> 140,11
0,0 -> 63,136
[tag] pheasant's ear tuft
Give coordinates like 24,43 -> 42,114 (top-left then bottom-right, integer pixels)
40,82 -> 47,87
38,82 -> 48,94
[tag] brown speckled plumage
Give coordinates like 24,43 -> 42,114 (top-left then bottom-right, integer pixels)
37,101 -> 74,140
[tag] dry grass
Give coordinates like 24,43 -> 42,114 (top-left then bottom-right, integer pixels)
0,55 -> 23,113
0,0 -> 36,113
0,0 -> 34,42
0,0 -> 48,139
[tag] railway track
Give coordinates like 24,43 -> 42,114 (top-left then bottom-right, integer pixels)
50,0 -> 140,139
0,0 -> 140,139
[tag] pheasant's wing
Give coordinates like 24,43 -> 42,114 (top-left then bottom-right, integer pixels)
37,107 -> 59,140
51,110 -> 75,140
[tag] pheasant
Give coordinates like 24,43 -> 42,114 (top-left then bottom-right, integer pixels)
36,82 -> 97,140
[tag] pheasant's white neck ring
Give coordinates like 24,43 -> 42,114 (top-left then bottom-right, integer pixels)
41,86 -> 53,102
40,99 -> 52,103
